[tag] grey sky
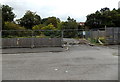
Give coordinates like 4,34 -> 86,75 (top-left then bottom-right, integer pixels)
119,1 -> 120,8
1,0 -> 120,22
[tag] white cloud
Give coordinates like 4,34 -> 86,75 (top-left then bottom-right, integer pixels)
0,0 -> 119,22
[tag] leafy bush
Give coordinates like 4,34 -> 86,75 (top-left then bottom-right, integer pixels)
41,23 -> 56,30
32,24 -> 45,30
41,23 -> 59,37
4,22 -> 25,30
3,22 -> 26,38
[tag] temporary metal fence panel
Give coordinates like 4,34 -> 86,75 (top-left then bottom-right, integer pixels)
92,31 -> 99,39
34,38 -> 62,47
99,31 -> 105,37
18,38 -> 32,48
106,28 -> 113,44
106,27 -> 120,44
119,29 -> 120,44
2,27 -> 120,48
2,38 -> 18,48
113,28 -> 118,44
2,30 -> 62,48
62,29 -> 78,38
85,31 -> 103,40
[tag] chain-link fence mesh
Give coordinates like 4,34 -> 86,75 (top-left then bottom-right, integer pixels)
1,27 -> 120,48
2,30 -> 62,38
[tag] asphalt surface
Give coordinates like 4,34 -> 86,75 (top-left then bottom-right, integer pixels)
2,47 -> 65,54
2,45 -> 118,80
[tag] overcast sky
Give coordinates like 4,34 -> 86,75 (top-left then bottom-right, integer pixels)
1,0 -> 120,22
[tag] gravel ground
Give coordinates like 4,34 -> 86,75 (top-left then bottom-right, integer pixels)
2,45 -> 118,80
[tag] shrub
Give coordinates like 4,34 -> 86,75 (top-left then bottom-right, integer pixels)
3,22 -> 26,38
32,24 -> 45,30
4,22 -> 25,30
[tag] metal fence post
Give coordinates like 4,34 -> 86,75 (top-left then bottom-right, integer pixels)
112,28 -> 114,44
0,30 -> 2,49
61,30 -> 64,47
31,30 -> 34,48
118,28 -> 119,44
90,30 -> 92,40
105,26 -> 108,45
98,29 -> 99,39
105,27 -> 107,44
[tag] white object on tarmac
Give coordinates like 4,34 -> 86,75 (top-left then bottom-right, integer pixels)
66,47 -> 69,51
65,71 -> 68,73
98,39 -> 103,45
54,69 -> 58,71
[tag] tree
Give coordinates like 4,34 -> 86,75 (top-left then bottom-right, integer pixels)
85,7 -> 120,29
100,7 -> 110,13
4,22 -> 25,30
59,16 -> 78,30
2,5 -> 16,30
109,9 -> 120,27
41,17 -> 60,28
2,5 -> 15,22
2,22 -> 26,38
17,10 -> 41,29
41,23 -> 56,30
58,17 -> 78,38
32,24 -> 45,30
41,23 -> 59,37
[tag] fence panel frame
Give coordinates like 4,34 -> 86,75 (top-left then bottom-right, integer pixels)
2,30 -> 63,48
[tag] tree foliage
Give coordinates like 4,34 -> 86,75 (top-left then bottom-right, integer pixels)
58,17 -> 78,38
41,17 -> 60,28
58,16 -> 78,30
2,22 -> 26,38
4,22 -> 25,30
32,24 -> 45,30
41,23 -> 56,30
17,10 -> 41,29
41,23 -> 59,37
85,7 -> 120,29
2,5 -> 16,29
2,5 -> 15,22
